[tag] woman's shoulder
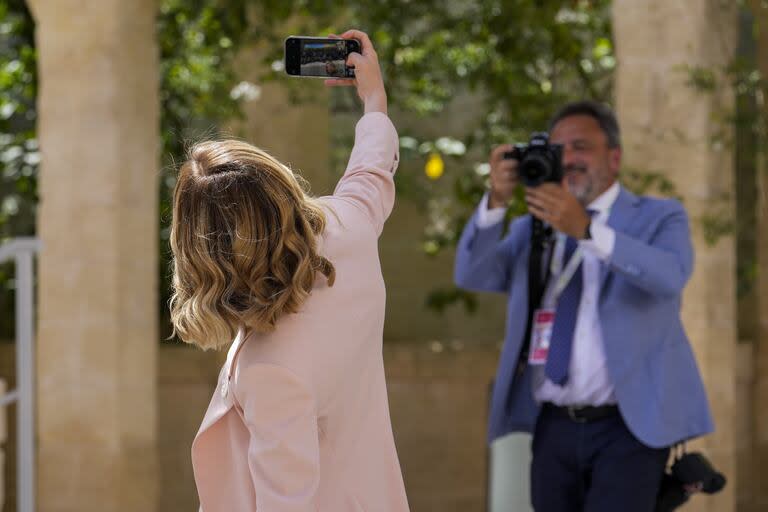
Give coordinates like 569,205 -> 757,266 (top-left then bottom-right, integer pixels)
319,196 -> 380,245
232,330 -> 316,394
235,327 -> 309,367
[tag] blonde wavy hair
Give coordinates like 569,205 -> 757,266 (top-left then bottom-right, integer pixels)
169,139 -> 335,350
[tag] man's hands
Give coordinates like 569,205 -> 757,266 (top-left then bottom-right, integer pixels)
525,183 -> 591,240
487,145 -> 590,239
488,144 -> 518,208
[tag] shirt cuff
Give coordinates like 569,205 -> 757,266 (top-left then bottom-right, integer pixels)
476,192 -> 507,228
579,221 -> 615,261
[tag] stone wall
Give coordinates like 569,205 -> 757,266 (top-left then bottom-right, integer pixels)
5,340 -> 499,512
2,325 -> 764,512
156,345 -> 221,512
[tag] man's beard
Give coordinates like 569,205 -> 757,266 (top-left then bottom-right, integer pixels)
564,164 -> 593,206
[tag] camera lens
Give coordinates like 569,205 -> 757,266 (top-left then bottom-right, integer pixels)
519,154 -> 552,187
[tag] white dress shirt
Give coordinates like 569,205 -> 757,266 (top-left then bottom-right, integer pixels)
477,182 -> 621,406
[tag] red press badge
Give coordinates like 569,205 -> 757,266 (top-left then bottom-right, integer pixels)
529,309 -> 555,365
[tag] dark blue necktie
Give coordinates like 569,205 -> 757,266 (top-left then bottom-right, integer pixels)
545,210 -> 596,386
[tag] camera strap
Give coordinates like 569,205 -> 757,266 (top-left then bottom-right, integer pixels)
672,441 -> 688,462
517,208 -> 603,373
518,219 -> 553,372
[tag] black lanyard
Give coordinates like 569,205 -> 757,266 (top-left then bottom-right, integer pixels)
517,219 -> 554,374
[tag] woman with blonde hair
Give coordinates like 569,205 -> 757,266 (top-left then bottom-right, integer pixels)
169,30 -> 410,512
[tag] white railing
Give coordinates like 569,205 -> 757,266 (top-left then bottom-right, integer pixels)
0,237 -> 41,512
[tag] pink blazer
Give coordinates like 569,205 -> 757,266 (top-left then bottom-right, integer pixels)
191,113 -> 410,511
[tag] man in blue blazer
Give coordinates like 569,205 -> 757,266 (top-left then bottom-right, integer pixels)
454,101 -> 713,511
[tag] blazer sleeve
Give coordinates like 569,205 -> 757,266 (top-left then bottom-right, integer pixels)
333,112 -> 399,236
234,363 -> 320,511
454,210 -> 529,293
609,200 -> 694,298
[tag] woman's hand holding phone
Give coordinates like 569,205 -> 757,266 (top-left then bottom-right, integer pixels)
325,30 -> 387,115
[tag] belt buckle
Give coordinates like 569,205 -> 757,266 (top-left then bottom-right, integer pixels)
567,406 -> 588,423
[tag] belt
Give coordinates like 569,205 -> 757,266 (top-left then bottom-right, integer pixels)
542,402 -> 620,423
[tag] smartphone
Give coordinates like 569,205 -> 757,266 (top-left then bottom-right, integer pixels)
284,36 -> 361,78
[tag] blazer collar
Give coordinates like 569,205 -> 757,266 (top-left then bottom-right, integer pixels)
605,185 -> 640,233
224,328 -> 247,381
588,181 -> 621,217
598,185 -> 640,287
194,328 -> 247,439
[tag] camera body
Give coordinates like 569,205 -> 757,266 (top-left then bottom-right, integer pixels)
503,132 -> 564,187
670,453 -> 726,494
655,452 -> 726,512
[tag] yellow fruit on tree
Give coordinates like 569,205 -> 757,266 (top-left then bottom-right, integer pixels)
425,153 -> 444,180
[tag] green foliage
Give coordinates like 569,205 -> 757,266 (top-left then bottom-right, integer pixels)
338,0 -> 616,314
158,0 -> 249,161
701,208 -> 737,247
683,64 -> 719,92
1,1 -> 764,333
0,0 -> 618,332
376,3 -> 613,315
241,1 -> 615,315
0,0 -> 36,340
425,286 -> 478,315
621,168 -> 682,201
0,1 -> 36,240
676,6 -> 767,313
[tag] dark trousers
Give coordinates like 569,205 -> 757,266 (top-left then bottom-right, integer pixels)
530,405 -> 670,512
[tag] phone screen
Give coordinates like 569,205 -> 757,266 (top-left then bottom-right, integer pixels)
285,37 -> 359,78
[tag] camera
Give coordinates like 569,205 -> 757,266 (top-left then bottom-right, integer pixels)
503,132 -> 563,187
655,452 -> 726,511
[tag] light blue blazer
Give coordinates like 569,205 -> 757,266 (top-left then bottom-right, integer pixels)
454,186 -> 714,448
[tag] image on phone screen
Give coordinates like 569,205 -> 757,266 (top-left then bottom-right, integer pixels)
285,37 -> 359,78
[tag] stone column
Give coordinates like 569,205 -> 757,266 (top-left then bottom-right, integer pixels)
613,1 -> 738,511
27,1 -> 159,511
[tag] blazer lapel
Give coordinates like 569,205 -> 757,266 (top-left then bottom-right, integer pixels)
195,329 -> 246,437
598,186 -> 640,289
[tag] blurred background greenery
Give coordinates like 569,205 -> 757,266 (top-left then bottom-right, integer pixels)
0,0 -> 764,340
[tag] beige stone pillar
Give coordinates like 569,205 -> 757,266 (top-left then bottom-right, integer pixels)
27,1 -> 159,511
613,1 -> 738,511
